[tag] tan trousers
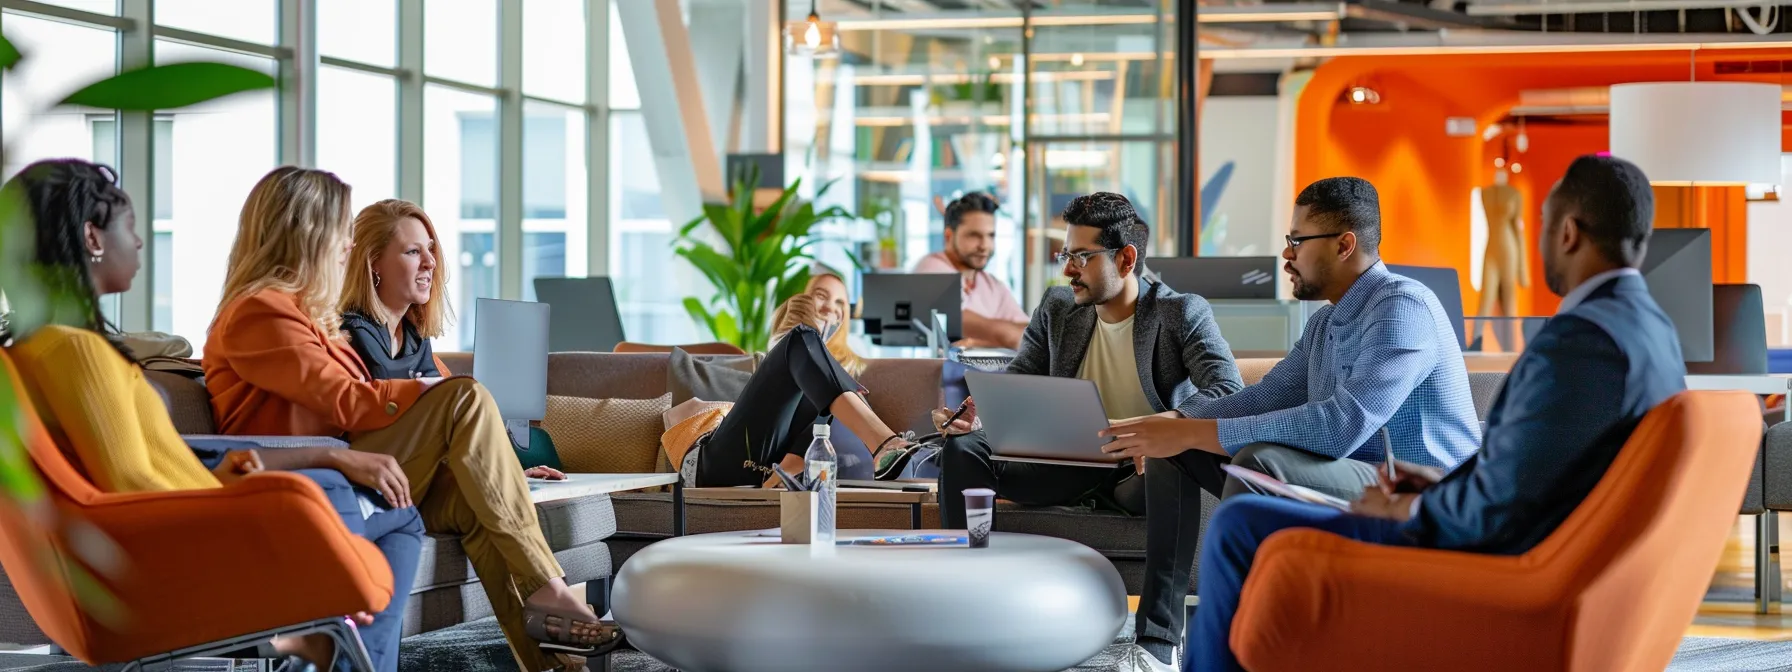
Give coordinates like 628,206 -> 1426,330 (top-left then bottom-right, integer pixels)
350,378 -> 564,672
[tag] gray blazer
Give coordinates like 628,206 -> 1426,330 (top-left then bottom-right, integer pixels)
1006,279 -> 1243,417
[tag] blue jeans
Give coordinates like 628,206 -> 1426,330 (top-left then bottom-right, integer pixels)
293,469 -> 423,672
1191,495 -> 1409,672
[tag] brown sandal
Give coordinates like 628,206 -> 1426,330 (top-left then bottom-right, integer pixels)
523,604 -> 625,655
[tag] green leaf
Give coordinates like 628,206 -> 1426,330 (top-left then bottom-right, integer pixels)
681,297 -> 718,340
713,311 -> 741,347
60,62 -> 276,111
0,35 -> 20,71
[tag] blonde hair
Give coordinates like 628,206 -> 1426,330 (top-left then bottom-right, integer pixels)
771,270 -> 866,376
213,166 -> 355,336
340,199 -> 454,339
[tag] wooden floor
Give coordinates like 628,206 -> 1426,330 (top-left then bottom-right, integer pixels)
1694,515 -> 1792,640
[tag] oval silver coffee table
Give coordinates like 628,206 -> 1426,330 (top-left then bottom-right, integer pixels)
612,530 -> 1128,672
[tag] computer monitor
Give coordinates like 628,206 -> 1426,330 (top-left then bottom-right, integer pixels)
473,298 -> 550,446
1640,228 -> 1714,363
1146,257 -> 1279,300
532,276 -> 627,353
860,272 -> 962,347
1386,264 -> 1466,350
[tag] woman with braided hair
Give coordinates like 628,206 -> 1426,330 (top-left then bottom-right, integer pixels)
0,158 -> 423,672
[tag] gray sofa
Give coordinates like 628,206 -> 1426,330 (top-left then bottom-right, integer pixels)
434,353 -> 1512,597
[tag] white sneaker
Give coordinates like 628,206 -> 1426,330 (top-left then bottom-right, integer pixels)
1130,644 -> 1178,672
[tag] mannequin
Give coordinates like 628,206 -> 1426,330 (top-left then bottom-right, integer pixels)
1477,168 -> 1528,350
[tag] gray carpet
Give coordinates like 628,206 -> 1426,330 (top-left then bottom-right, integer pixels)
3,626 -> 1789,671
398,617 -> 1792,672
397,617 -> 1139,672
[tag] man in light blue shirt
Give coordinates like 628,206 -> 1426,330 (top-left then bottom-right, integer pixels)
1103,177 -> 1482,672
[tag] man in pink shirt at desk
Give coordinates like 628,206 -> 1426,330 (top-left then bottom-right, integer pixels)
911,192 -> 1030,349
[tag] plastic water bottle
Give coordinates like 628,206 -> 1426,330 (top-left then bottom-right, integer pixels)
804,423 -> 838,545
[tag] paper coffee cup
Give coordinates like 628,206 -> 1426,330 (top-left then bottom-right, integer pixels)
964,488 -> 995,548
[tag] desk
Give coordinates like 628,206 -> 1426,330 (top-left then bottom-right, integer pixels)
1684,374 -> 1789,614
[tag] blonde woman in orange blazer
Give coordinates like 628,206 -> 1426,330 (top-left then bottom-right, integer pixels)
202,167 -> 616,671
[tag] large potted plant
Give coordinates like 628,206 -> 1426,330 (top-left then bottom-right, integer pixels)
0,36 -> 276,621
674,167 -> 852,352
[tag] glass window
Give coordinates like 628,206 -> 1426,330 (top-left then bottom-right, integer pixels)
1,14 -> 117,178
155,0 -> 277,45
524,0 -> 585,103
30,1 -> 116,15
318,66 -> 397,214
154,40 -> 277,354
425,0 -> 498,87
523,102 -> 586,301
609,0 -> 638,109
319,0 -> 397,67
425,85 -> 498,351
609,111 -> 698,345
89,118 -> 173,220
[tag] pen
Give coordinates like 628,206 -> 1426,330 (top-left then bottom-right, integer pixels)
941,398 -> 972,433
1381,427 -> 1397,483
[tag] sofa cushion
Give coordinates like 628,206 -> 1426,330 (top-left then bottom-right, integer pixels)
539,394 -> 670,474
145,369 -> 216,434
668,349 -> 758,405
1467,372 -> 1506,420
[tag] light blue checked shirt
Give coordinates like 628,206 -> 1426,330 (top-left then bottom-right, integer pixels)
1180,262 -> 1481,469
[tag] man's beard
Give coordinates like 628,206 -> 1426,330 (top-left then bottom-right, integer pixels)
1542,248 -> 1568,297
951,243 -> 989,271
1290,267 -> 1324,301
1071,276 -> 1117,306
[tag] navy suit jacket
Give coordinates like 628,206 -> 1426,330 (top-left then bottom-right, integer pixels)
1402,273 -> 1686,554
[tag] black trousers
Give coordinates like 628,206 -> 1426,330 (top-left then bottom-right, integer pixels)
1135,449 -> 1229,650
936,429 -> 1134,529
695,325 -> 859,487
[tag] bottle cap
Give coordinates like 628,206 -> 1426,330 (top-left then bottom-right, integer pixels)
813,423 -> 831,438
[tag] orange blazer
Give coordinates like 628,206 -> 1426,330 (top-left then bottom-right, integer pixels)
204,289 -> 425,437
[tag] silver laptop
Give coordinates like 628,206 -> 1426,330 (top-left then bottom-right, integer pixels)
473,298 -> 549,448
966,370 -> 1122,468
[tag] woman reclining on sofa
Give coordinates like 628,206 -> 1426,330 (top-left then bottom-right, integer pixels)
200,166 -> 612,671
0,158 -> 422,672
668,271 -> 965,488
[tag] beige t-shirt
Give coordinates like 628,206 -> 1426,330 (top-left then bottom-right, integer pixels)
1076,314 -> 1157,421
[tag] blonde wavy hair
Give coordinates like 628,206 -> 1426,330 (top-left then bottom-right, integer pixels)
771,270 -> 866,376
213,166 -> 355,337
339,199 -> 454,339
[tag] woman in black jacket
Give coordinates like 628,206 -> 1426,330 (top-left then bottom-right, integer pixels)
339,199 -> 450,379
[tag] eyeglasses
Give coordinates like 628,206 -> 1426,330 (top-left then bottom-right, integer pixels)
1284,232 -> 1345,250
1052,248 -> 1120,268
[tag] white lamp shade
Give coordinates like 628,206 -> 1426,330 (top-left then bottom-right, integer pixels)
1608,82 -> 1782,186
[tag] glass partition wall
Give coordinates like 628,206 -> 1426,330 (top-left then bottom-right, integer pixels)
783,0 -> 1177,308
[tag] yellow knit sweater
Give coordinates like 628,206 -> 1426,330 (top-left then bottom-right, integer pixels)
13,325 -> 220,492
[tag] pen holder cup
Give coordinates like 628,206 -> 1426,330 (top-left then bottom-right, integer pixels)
781,491 -> 820,544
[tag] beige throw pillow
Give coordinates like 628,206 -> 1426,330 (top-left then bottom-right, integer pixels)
537,393 -> 671,474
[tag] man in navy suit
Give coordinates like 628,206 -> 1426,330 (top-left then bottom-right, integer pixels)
1152,155 -> 1688,672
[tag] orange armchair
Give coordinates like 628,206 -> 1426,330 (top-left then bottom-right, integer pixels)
1232,390 -> 1762,672
0,349 -> 393,669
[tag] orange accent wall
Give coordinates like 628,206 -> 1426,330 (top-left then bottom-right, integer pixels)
1295,50 -> 1792,316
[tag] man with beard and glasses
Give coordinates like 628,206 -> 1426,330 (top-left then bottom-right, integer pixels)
913,192 -> 1031,349
1095,177 -> 1483,671
932,192 -> 1243,550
